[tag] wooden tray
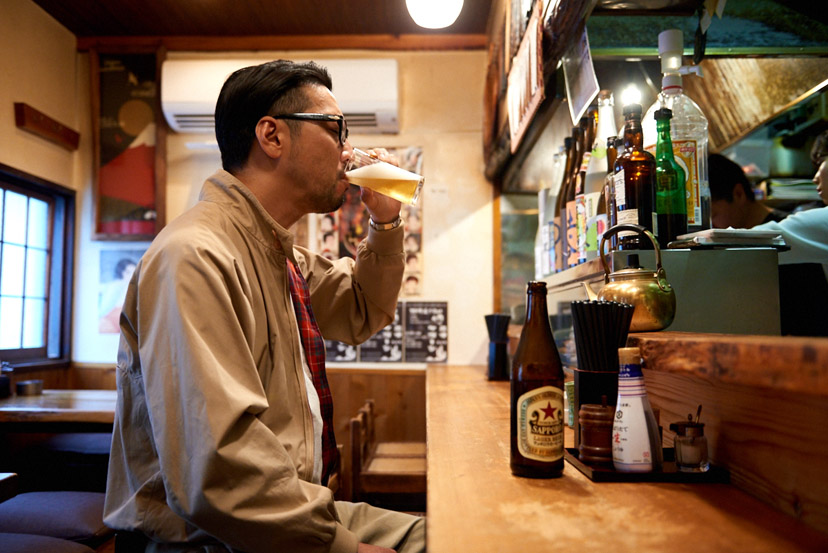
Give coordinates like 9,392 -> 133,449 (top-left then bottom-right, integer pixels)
564,448 -> 729,483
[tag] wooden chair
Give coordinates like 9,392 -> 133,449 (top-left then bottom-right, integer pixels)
349,399 -> 426,510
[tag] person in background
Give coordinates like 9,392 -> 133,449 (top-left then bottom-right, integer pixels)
752,130 -> 828,336
104,60 -> 423,553
709,153 -> 787,228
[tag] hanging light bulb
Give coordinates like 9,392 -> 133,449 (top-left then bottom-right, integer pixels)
406,0 -> 464,29
620,85 -> 641,107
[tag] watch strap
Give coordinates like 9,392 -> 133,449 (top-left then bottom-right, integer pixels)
369,217 -> 403,231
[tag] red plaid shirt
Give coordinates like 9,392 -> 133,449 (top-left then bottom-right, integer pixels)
285,258 -> 339,485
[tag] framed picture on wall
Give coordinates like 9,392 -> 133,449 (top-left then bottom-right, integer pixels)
98,248 -> 144,333
91,49 -> 167,241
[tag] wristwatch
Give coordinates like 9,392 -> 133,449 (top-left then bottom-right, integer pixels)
369,217 -> 403,231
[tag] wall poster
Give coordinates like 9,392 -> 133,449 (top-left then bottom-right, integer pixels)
310,145 -> 424,298
94,51 -> 162,239
98,249 -> 145,333
324,301 -> 447,364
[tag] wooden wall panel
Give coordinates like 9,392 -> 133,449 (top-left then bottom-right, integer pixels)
327,367 -> 426,499
645,369 -> 828,534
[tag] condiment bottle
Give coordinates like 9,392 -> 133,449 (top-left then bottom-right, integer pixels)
578,395 -> 614,465
510,281 -> 565,478
613,104 -> 656,250
612,346 -> 662,472
670,410 -> 709,472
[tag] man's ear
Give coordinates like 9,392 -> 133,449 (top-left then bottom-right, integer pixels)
732,183 -> 747,203
254,116 -> 287,160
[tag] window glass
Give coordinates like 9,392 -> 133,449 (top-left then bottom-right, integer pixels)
3,191 -> 28,245
1,166 -> 74,366
1,243 -> 25,296
27,197 -> 49,249
0,296 -> 22,349
26,247 -> 48,298
23,298 -> 45,348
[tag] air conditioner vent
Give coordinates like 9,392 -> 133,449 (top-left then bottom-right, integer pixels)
161,59 -> 399,135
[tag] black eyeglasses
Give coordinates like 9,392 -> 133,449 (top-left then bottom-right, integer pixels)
271,113 -> 349,146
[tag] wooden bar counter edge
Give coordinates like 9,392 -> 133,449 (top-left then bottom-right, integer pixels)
426,332 -> 828,553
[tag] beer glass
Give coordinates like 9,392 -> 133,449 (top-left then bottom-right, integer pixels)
345,148 -> 424,205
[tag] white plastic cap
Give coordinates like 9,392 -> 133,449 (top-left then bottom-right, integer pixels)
662,73 -> 683,93
658,29 -> 684,73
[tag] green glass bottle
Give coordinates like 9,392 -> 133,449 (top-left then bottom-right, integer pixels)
653,108 -> 687,249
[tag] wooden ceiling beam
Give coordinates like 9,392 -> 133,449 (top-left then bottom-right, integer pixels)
76,34 -> 487,52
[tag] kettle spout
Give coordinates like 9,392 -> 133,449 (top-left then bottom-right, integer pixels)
582,281 -> 598,301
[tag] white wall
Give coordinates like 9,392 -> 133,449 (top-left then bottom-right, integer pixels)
0,0 -> 80,187
162,51 -> 494,366
2,0 -> 494,366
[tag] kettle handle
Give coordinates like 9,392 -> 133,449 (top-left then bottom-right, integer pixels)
598,224 -> 664,280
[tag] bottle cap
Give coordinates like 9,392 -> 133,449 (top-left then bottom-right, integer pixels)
670,420 -> 705,437
618,346 -> 641,365
654,108 -> 673,120
622,103 -> 642,118
662,73 -> 683,91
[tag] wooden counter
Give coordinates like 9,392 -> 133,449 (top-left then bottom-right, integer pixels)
426,365 -> 828,553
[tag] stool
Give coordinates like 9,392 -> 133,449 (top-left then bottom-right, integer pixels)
0,490 -> 114,549
14,432 -> 111,492
0,532 -> 96,553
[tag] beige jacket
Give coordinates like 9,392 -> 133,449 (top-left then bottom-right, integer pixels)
104,170 -> 404,553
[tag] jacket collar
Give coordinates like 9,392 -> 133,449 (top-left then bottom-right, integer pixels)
201,169 -> 298,264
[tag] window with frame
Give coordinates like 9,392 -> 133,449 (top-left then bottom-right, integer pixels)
0,163 -> 75,369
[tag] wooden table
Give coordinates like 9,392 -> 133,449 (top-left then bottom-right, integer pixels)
0,389 -> 116,432
426,365 -> 828,553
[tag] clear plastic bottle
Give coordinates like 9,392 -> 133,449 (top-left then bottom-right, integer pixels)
643,73 -> 711,233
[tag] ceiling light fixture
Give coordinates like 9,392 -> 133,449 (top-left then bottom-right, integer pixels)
406,0 -> 464,29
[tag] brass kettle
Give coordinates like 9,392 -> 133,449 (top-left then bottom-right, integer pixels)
584,224 -> 676,332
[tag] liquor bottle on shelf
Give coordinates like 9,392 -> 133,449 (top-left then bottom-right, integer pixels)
539,145 -> 565,277
559,127 -> 581,271
575,106 -> 598,265
653,108 -> 687,249
584,91 -> 618,260
642,28 -> 710,233
566,119 -> 588,268
510,281 -> 566,478
552,136 -> 574,273
613,104 -> 655,250
598,135 -> 619,253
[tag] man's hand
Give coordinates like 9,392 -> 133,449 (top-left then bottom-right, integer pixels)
359,148 -> 402,225
357,543 -> 396,553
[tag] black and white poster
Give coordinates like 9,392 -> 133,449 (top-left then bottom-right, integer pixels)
404,302 -> 448,363
358,304 -> 404,362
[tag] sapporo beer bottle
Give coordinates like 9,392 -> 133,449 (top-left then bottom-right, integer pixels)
510,281 -> 566,478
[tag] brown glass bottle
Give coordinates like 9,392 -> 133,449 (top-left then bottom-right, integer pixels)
553,136 -> 574,273
510,281 -> 565,478
612,104 -> 655,250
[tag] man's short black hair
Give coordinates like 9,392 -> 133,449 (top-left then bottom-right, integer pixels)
708,153 -> 754,203
812,130 -> 828,166
214,60 -> 333,172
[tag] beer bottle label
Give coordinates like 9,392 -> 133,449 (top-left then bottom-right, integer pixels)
517,386 -> 564,462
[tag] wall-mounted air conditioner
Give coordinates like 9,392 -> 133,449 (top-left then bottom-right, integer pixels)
161,58 -> 399,134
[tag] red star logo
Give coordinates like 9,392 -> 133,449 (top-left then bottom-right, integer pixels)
541,402 -> 557,420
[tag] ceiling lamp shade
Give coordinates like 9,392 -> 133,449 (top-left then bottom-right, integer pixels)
406,0 -> 464,29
